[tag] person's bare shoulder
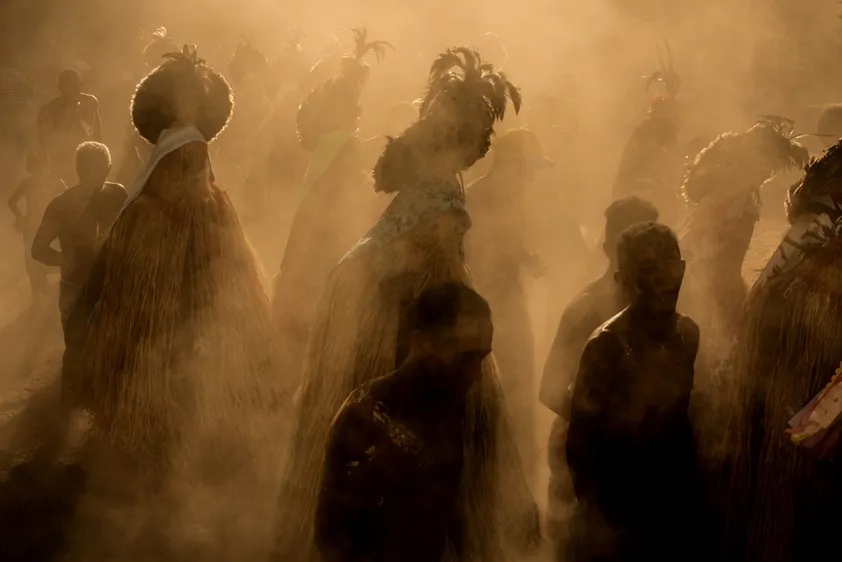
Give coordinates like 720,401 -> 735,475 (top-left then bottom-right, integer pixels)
80,93 -> 99,107
103,181 -> 128,201
581,318 -> 626,365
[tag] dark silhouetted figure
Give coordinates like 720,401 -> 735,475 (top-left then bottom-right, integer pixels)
566,222 -> 705,562
8,149 -> 65,300
36,69 -> 102,184
31,141 -> 125,360
315,283 -> 493,562
539,196 -> 659,562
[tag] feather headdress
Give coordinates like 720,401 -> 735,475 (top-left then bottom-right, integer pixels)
786,137 -> 842,222
646,39 -> 680,99
297,27 -> 392,151
682,115 -> 808,204
419,46 -> 521,122
373,47 -> 520,193
132,45 -> 234,144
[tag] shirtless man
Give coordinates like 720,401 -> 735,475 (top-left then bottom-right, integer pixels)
36,69 -> 102,183
31,141 -> 125,337
539,196 -> 659,561
315,283 -> 494,562
566,222 -> 704,562
8,149 -> 65,300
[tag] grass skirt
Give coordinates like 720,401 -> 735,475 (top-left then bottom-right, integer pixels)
725,236 -> 842,561
272,221 -> 539,561
64,142 -> 295,559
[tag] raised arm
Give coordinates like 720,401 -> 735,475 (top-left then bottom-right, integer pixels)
31,199 -> 63,266
91,97 -> 103,142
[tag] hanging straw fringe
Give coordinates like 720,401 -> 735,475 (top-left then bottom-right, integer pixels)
70,142 -> 294,476
726,236 -> 842,561
273,218 -> 538,562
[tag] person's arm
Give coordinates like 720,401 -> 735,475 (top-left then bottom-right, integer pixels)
315,397 -> 385,562
31,199 -> 63,266
89,96 -> 103,142
539,301 -> 592,418
565,331 -> 618,502
7,178 -> 28,225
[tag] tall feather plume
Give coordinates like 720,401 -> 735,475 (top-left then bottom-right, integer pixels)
347,27 -> 394,63
419,46 -> 521,122
646,39 -> 680,97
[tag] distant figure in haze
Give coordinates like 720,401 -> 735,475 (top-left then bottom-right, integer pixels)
31,141 -> 125,336
566,222 -> 706,562
8,149 -> 66,301
677,117 -> 808,393
271,28 -> 390,377
0,66 -> 35,192
36,69 -> 102,184
315,283 -> 493,562
539,195 -> 658,562
612,50 -> 682,225
466,127 -> 553,482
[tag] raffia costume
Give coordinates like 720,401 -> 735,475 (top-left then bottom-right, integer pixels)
272,48 -> 539,562
271,29 -> 390,377
726,139 -> 842,562
677,119 -> 808,392
64,48 -> 293,560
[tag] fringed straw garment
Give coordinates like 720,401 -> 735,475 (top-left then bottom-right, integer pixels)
67,141 -> 294,559
727,236 -> 842,562
274,177 -> 537,562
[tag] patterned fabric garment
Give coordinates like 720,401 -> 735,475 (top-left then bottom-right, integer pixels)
756,193 -> 842,289
347,176 -> 469,258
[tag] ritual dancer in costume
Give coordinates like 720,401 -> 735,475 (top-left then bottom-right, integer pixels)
612,42 -> 683,225
270,28 -> 391,376
678,116 -> 808,389
221,38 -> 271,185
725,139 -> 842,562
273,47 -> 540,562
64,46 -> 292,560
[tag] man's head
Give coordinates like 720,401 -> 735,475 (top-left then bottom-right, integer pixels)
615,221 -> 684,313
75,142 -> 112,184
58,69 -> 83,98
603,196 -> 660,262
491,128 -> 554,182
406,283 -> 493,387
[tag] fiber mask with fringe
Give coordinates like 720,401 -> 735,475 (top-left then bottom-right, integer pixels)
132,45 -> 234,145
296,27 -> 392,152
373,46 -> 521,194
681,116 -> 808,204
756,137 -> 842,289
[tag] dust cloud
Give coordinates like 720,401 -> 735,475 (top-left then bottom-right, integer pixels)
0,0 -> 840,561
